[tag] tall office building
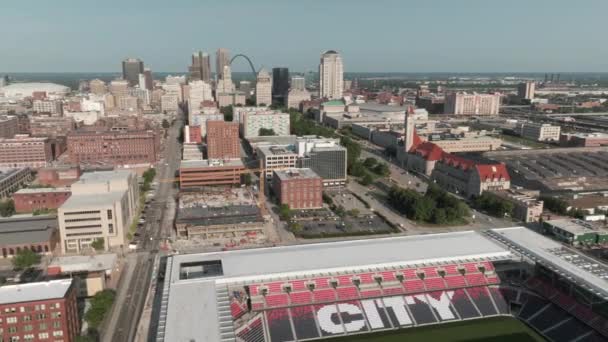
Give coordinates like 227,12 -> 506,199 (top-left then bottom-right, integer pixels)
255,69 -> 272,106
143,68 -> 154,90
291,76 -> 306,91
216,65 -> 235,93
319,50 -> 344,100
272,67 -> 290,105
122,58 -> 144,86
89,79 -> 107,94
517,81 -> 535,100
189,51 -> 211,82
206,121 -> 240,159
216,48 -> 230,80
444,92 -> 500,116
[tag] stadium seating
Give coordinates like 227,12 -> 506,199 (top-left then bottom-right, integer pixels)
403,279 -> 426,293
444,275 -> 467,288
264,294 -> 289,308
544,317 -> 594,342
336,286 -> 359,300
235,315 -> 265,342
231,300 -> 247,319
381,286 -> 404,296
312,288 -> 336,302
465,273 -> 487,286
289,291 -> 312,305
336,275 -> 352,286
424,277 -> 446,291
380,270 -> 397,282
527,304 -> 571,331
358,289 -> 382,298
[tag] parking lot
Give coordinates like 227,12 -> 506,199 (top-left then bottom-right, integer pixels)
291,190 -> 396,238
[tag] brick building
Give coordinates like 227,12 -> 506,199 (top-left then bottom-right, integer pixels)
0,135 -> 53,169
67,130 -> 159,166
0,216 -> 59,259
179,159 -> 245,189
30,116 -> 76,138
184,125 -> 202,144
206,121 -> 240,159
272,168 -> 323,209
0,168 -> 34,199
13,188 -> 71,213
560,132 -> 608,147
0,279 -> 80,342
0,115 -> 18,138
37,166 -> 81,187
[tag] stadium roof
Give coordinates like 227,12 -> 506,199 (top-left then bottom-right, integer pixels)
487,227 -> 608,300
159,231 -> 511,342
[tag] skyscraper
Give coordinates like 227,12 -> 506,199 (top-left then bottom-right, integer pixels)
272,67 -> 290,105
144,68 -> 154,90
189,51 -> 211,82
319,50 -> 344,100
517,81 -> 535,100
255,69 -> 272,106
216,65 -> 235,93
291,76 -> 306,91
215,48 -> 230,80
122,58 -> 144,86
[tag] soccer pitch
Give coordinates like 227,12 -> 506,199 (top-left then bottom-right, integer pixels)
325,317 -> 545,342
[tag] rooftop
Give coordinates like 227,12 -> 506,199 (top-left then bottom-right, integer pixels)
545,219 -> 608,236
0,279 -> 73,305
14,187 -> 70,194
48,253 -> 118,273
0,215 -> 57,245
60,191 -> 124,210
78,170 -> 134,184
487,227 -> 608,299
274,168 -> 320,181
161,231 -> 511,342
180,158 -> 244,169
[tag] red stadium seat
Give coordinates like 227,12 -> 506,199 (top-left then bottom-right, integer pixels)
290,279 -> 307,291
231,300 -> 246,319
463,262 -> 480,274
359,289 -> 382,298
289,291 -> 313,305
312,288 -> 336,302
444,275 -> 467,288
336,275 -> 353,286
379,271 -> 397,282
266,282 -> 284,293
265,294 -> 289,307
401,268 -> 418,280
403,279 -> 425,293
314,277 -> 330,289
420,267 -> 439,277
424,277 -> 446,290
485,275 -> 500,285
382,286 -> 404,296
443,264 -> 460,275
249,284 -> 260,296
336,286 -> 359,300
465,273 -> 487,286
358,273 -> 375,284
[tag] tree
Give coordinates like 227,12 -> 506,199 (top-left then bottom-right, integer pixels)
0,200 -> 15,217
85,289 -> 116,329
243,173 -> 252,186
12,249 -> 41,270
350,161 -> 366,178
373,163 -> 390,177
359,173 -> 374,186
91,238 -> 105,251
220,105 -> 234,121
258,128 -> 276,136
162,119 -> 170,129
278,204 -> 291,221
412,197 -> 435,222
347,209 -> 360,217
363,157 -> 378,168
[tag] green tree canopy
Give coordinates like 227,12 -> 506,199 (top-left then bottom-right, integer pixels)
0,200 -> 15,217
12,249 -> 41,270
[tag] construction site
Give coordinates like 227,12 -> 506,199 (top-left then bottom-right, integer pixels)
174,187 -> 271,248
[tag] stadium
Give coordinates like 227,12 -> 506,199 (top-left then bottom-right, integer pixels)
153,228 -> 608,342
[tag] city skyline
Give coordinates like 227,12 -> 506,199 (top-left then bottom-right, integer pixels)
2,0 -> 608,73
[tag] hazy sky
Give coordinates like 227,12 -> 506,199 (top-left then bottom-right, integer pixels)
2,0 -> 607,73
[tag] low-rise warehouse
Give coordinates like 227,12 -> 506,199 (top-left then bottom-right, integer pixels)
0,215 -> 59,258
542,219 -> 608,245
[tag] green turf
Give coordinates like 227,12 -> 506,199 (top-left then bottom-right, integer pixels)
324,316 -> 545,342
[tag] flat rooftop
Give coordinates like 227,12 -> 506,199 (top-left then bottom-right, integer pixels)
48,253 -> 117,273
160,231 -> 512,342
14,187 -> 70,194
257,145 -> 296,156
0,279 -> 72,305
78,170 -> 133,183
274,168 -> 320,181
545,218 -> 608,235
60,191 -> 124,210
487,227 -> 608,300
180,158 -> 244,169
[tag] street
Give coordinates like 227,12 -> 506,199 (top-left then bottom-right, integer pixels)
103,114 -> 183,342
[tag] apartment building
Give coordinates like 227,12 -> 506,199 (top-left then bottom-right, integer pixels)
0,168 -> 34,198
206,121 -> 240,159
241,111 -> 290,138
517,122 -> 561,142
272,168 -> 323,209
0,279 -> 80,342
444,92 -> 500,115
0,135 -> 53,168
0,115 -> 18,138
